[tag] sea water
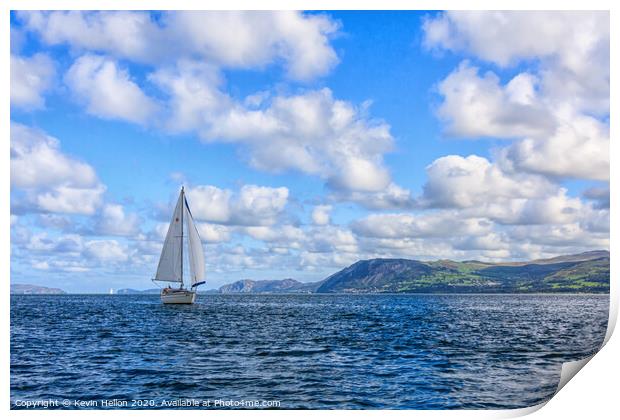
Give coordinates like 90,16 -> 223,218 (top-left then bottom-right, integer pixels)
10,294 -> 609,409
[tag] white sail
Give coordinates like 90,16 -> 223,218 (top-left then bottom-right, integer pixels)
154,192 -> 184,282
184,197 -> 205,285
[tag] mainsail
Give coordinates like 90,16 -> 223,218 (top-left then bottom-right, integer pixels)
184,196 -> 205,285
154,188 -> 205,288
154,191 -> 184,283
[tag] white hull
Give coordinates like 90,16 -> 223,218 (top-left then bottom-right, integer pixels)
161,289 -> 196,304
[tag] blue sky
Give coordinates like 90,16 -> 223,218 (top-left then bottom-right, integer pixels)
10,11 -> 609,292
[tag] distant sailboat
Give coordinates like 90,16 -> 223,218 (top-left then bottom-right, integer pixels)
152,187 -> 206,304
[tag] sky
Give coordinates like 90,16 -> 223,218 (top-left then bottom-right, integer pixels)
9,11 -> 610,293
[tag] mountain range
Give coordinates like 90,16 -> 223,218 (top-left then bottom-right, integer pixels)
11,251 -> 609,295
219,250 -> 610,294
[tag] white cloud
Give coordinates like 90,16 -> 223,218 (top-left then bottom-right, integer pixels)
11,53 -> 55,110
10,122 -> 106,215
416,154 -> 603,228
24,232 -> 83,254
334,183 -> 415,210
454,232 -> 509,252
95,204 -> 142,236
425,11 -> 609,184
436,62 -> 555,139
195,224 -> 231,243
232,185 -> 289,226
17,11 -> 160,63
218,89 -> 394,194
11,123 -> 97,189
424,11 -> 609,114
35,214 -> 72,230
307,225 -> 358,254
461,189 -> 586,226
166,11 -> 339,80
35,260 -> 90,273
185,184 -> 288,226
32,261 -> 50,270
498,112 -> 609,181
243,225 -> 305,246
420,154 -> 555,209
34,185 -> 106,215
18,11 -> 400,205
508,223 -> 609,249
352,212 -> 492,239
84,239 -> 129,262
148,60 -> 229,134
311,205 -> 332,225
153,76 -> 397,195
432,63 -> 609,182
424,11 -> 606,67
65,54 -> 158,124
18,10 -> 339,81
185,185 -> 232,223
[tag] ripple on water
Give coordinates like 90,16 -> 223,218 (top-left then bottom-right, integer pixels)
10,294 -> 608,409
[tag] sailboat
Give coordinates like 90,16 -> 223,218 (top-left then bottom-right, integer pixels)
152,186 -> 206,304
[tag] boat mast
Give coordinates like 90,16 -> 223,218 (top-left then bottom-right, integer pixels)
180,186 -> 184,289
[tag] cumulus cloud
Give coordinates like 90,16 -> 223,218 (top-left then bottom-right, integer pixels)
18,10 -> 339,81
166,11 -> 339,81
11,53 -> 55,110
436,61 -> 555,139
350,202 -> 608,262
17,231 -> 140,273
352,212 -> 492,239
420,154 -> 555,208
65,54 -> 158,124
497,112 -> 609,181
94,204 -> 142,236
332,183 -> 416,210
306,225 -> 358,254
17,11 -> 403,206
311,205 -> 332,225
185,184 -> 289,226
432,63 -> 609,182
195,223 -> 231,243
84,239 -> 129,262
424,11 -> 609,114
24,232 -> 83,254
462,190 -> 587,226
148,61 -> 227,134
10,122 -> 105,215
425,11 -> 609,183
33,185 -> 106,216
416,154 -> 603,227
152,73 -> 397,195
184,185 -> 232,223
149,61 -> 403,203
243,225 -> 305,246
508,223 -> 609,250
454,232 -> 510,252
35,214 -> 72,230
232,185 -> 290,226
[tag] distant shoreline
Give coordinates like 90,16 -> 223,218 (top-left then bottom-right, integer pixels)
11,292 -> 610,296
11,249 -> 610,296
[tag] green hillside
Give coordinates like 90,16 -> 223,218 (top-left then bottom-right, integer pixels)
315,251 -> 609,293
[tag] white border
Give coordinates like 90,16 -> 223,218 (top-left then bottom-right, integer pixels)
3,1 -> 617,419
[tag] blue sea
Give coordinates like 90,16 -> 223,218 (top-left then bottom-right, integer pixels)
11,294 -> 608,409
